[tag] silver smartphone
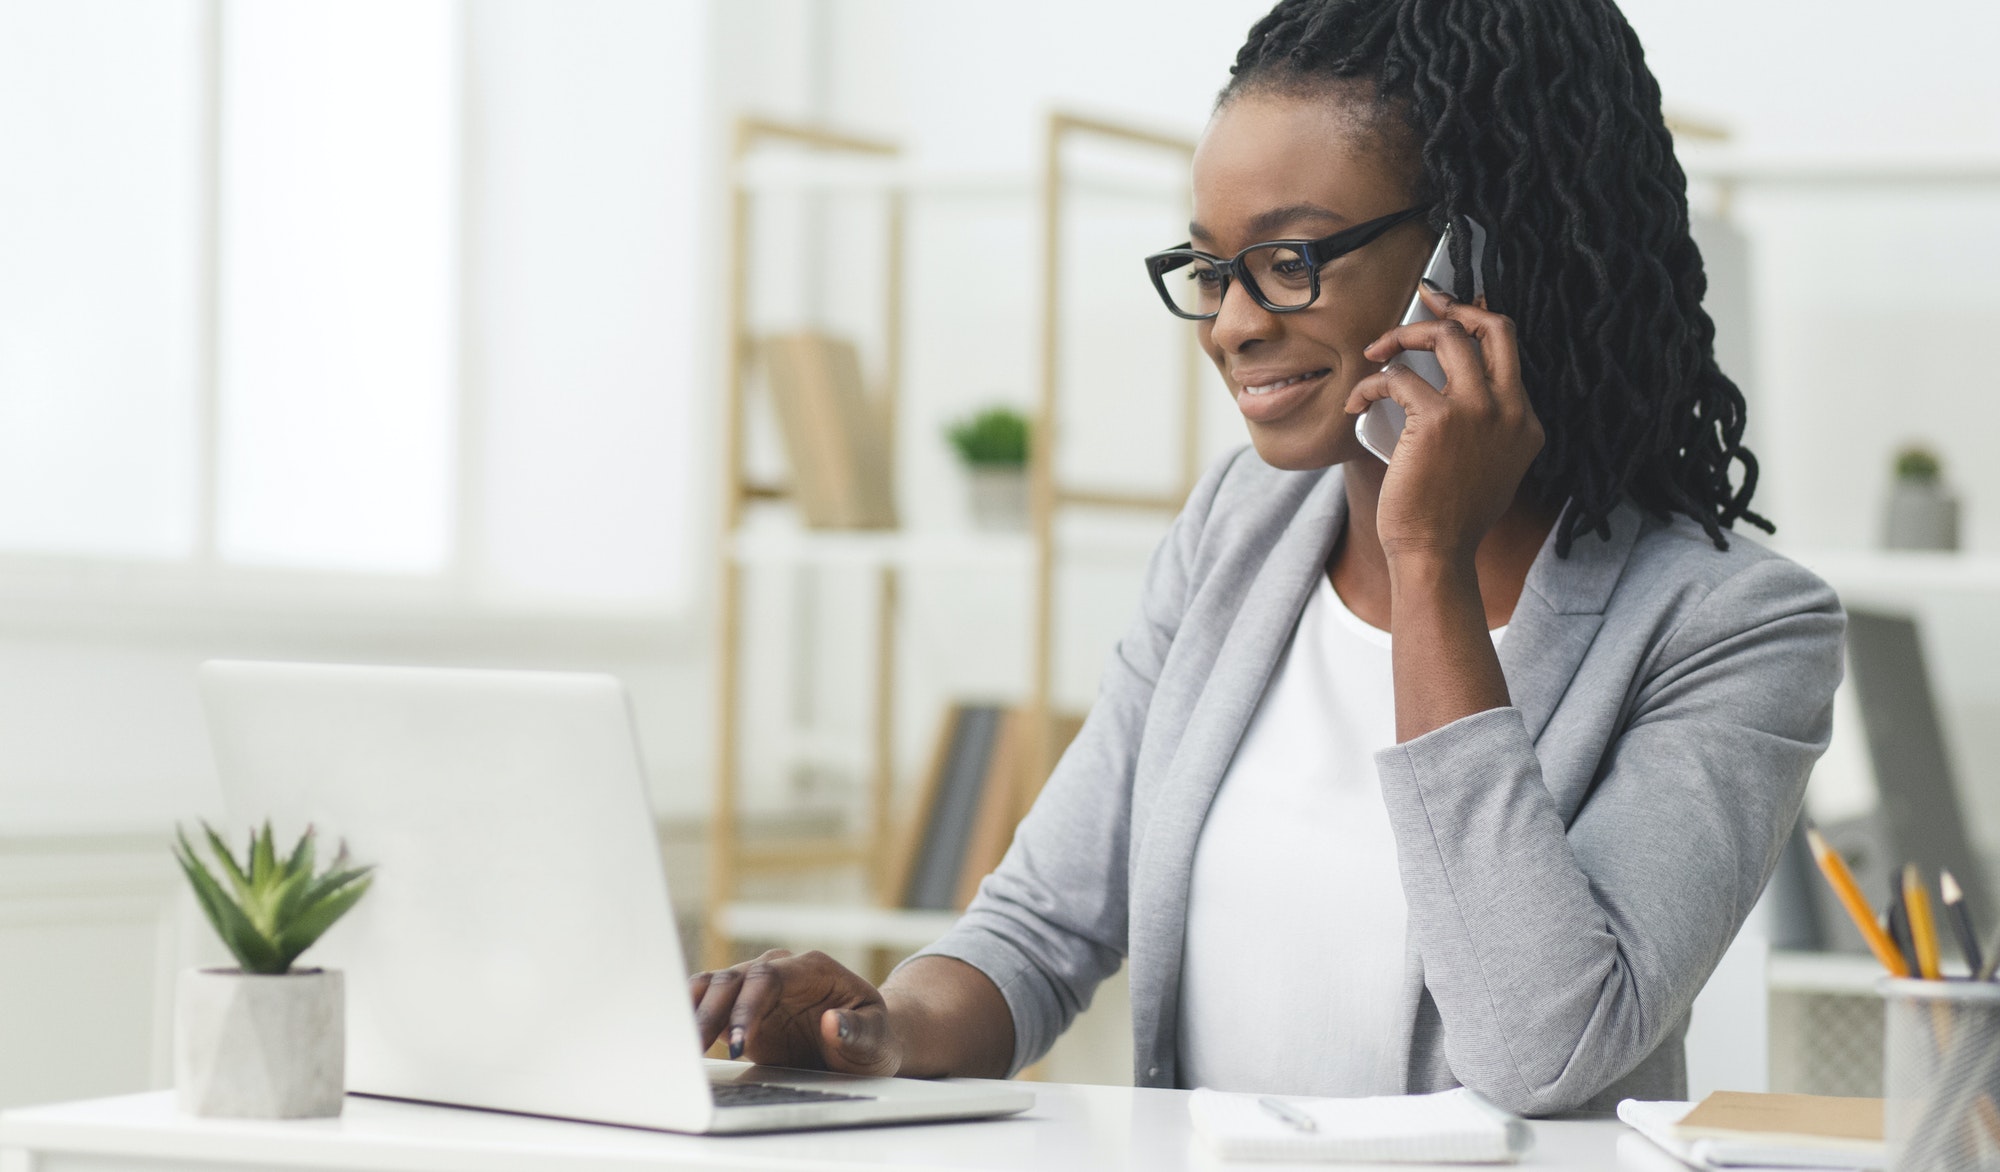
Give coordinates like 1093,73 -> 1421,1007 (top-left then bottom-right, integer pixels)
1354,217 -> 1488,462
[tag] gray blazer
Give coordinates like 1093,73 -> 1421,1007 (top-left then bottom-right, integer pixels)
912,448 -> 1844,1116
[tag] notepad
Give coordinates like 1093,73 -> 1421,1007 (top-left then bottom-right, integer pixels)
1618,1094 -> 1886,1171
1188,1087 -> 1532,1163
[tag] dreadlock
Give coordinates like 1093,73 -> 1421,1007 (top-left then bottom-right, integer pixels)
1226,0 -> 1766,555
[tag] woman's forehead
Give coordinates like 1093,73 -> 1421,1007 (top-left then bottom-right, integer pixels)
1190,90 -> 1416,246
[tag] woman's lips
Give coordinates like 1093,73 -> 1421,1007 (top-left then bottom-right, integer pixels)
1233,367 -> 1331,423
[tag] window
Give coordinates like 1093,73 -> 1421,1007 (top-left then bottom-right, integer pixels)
0,0 -> 704,614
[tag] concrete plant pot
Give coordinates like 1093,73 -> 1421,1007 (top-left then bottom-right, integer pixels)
1883,480 -> 1960,551
175,967 -> 345,1119
966,465 -> 1030,532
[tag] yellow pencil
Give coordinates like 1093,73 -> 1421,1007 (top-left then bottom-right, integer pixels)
1805,827 -> 1912,977
1904,863 -> 1943,981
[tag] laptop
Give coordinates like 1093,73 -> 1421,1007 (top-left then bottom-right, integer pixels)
196,659 -> 1033,1134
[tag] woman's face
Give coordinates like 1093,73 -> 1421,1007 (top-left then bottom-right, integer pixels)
1190,89 -> 1436,470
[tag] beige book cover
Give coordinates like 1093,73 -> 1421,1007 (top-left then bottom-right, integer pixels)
1676,1090 -> 1884,1147
763,332 -> 896,530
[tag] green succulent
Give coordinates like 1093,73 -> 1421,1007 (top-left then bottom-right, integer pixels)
945,407 -> 1030,467
1894,446 -> 1942,483
174,821 -> 374,975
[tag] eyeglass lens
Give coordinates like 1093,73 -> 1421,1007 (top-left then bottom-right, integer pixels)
1160,243 -> 1316,317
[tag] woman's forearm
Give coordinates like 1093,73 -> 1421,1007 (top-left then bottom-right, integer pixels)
880,955 -> 1015,1079
1387,551 -> 1512,742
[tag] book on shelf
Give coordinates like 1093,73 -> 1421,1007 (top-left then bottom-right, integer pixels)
762,331 -> 897,530
895,703 -> 1086,912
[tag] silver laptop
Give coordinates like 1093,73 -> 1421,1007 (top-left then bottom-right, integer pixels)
196,660 -> 1033,1134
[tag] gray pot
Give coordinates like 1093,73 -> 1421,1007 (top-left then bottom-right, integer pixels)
175,967 -> 345,1118
966,465 -> 1030,532
1883,481 -> 1960,551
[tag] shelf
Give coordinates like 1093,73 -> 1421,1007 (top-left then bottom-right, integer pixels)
731,528 -> 1029,571
715,901 -> 959,951
1779,548 -> 2000,609
733,156 -> 1186,202
1679,152 -> 2000,188
728,523 -> 1166,571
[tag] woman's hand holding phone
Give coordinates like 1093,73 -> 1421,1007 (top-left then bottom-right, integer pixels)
1345,282 -> 1544,568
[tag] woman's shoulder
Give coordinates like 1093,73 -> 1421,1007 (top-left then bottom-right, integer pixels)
1609,506 -> 1844,640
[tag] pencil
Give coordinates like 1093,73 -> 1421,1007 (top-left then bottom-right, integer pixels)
1804,826 -> 1911,977
1941,869 -> 1984,977
1887,882 -> 1916,977
1904,863 -> 1943,981
1979,921 -> 2000,982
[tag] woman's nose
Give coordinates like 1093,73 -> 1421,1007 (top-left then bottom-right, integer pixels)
1207,278 -> 1279,352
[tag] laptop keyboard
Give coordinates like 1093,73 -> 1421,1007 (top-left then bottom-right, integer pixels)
712,1081 -> 875,1108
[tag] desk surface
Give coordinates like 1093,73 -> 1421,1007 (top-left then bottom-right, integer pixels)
1,1083 -> 1687,1172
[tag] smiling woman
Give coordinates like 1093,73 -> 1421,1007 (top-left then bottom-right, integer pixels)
686,0 -> 1845,1118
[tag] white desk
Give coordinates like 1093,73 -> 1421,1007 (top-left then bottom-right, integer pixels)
0,1083 -> 1687,1172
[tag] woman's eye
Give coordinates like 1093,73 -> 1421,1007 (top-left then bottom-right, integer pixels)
1270,258 -> 1312,280
1188,269 -> 1223,287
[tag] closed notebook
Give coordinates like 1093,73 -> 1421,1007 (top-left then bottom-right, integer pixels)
1188,1087 -> 1532,1163
1617,1096 -> 1886,1171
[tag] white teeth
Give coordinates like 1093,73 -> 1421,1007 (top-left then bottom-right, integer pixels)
1243,370 -> 1326,396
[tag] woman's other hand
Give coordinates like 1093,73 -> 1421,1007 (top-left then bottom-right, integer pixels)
689,949 -> 901,1077
1346,282 -> 1545,567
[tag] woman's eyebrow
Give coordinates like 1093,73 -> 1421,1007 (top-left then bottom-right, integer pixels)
1189,202 -> 1349,245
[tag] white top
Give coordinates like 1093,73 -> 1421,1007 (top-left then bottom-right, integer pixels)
1177,575 -> 1503,1096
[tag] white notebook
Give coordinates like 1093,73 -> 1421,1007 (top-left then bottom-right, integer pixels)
1188,1087 -> 1533,1163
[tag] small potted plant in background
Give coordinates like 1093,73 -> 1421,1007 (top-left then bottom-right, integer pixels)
945,405 -> 1031,532
1883,444 -> 1960,551
173,822 -> 373,1119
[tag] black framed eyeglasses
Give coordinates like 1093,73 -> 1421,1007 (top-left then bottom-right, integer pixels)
1144,204 -> 1432,320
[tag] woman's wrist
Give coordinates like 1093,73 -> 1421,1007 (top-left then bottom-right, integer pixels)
1384,547 -> 1481,611
878,955 -> 1014,1080
876,984 -> 923,1077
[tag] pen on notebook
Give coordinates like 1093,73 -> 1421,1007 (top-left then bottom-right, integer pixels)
1804,825 -> 1911,977
1905,863 -> 1943,981
1258,1097 -> 1317,1133
1941,869 -> 1983,977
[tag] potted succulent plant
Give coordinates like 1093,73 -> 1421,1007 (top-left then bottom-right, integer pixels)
172,822 -> 373,1119
1883,445 -> 1960,551
945,406 -> 1031,532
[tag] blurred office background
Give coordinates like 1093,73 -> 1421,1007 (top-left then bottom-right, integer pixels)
4,0 -> 2000,1112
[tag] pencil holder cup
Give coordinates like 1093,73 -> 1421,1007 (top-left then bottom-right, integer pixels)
1881,978 -> 2000,1171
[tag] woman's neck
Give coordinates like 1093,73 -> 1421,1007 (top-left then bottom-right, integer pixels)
1330,458 -> 1557,632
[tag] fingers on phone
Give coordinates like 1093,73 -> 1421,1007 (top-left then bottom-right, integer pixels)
1347,361 -> 1441,416
1424,293 -> 1524,391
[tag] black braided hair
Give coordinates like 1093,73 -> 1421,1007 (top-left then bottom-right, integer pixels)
1225,0 -> 1767,554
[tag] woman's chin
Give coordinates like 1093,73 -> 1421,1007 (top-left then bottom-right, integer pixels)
1246,416 -> 1369,471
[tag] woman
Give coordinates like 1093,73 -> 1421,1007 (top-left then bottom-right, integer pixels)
689,0 -> 1844,1116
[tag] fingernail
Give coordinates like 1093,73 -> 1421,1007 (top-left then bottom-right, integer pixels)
727,1026 -> 744,1061
1420,277 -> 1448,297
836,1012 -> 852,1042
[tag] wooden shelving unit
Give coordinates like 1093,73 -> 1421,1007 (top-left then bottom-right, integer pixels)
705,112 -> 1199,971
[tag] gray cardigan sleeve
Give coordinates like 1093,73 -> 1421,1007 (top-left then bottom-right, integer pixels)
901,453 -> 1234,1074
1375,556 -> 1844,1116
